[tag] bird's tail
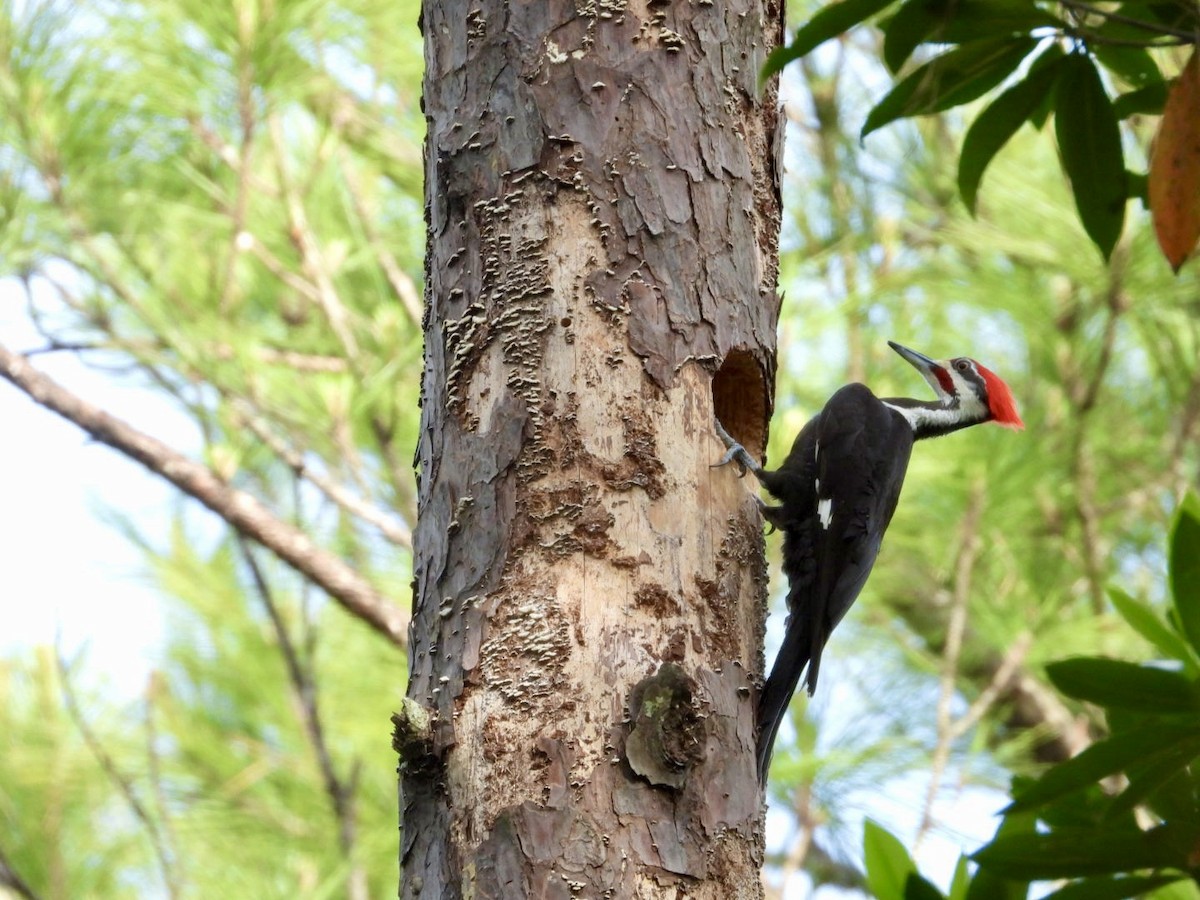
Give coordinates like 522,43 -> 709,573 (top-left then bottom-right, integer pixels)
755,612 -> 813,786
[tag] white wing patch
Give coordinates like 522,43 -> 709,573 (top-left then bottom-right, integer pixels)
817,497 -> 833,529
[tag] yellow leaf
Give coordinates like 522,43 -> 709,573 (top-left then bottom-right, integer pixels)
1150,49 -> 1200,273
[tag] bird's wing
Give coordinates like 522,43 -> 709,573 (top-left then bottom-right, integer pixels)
804,387 -> 913,690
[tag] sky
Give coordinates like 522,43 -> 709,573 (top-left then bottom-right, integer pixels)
0,279 -> 197,693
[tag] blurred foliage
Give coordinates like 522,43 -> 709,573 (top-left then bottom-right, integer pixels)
764,0 -> 1200,266
1,0 -> 421,896
761,4 -> 1200,891
2,0 -> 1200,898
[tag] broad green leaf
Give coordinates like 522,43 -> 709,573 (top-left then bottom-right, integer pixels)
1109,588 -> 1198,672
1054,53 -> 1127,260
864,818 -> 917,900
1007,724 -> 1200,812
1093,45 -> 1162,88
972,822 -> 1194,879
1041,876 -> 1187,900
864,36 -> 1037,138
1112,82 -> 1168,119
1170,493 -> 1200,654
948,856 -> 971,900
1046,657 -> 1200,712
907,873 -> 946,900
1106,733 -> 1200,818
882,0 -> 942,73
762,0 -> 897,80
927,0 -> 1062,42
960,52 -> 1066,213
1148,879 -> 1200,900
1145,768 -> 1200,827
1127,170 -> 1149,208
883,0 -> 1062,71
966,811 -> 1035,900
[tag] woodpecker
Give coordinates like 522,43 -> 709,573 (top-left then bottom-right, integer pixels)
715,340 -> 1023,784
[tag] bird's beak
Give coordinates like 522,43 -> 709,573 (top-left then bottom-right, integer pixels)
888,340 -> 953,402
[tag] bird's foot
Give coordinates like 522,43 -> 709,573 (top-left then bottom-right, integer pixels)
712,418 -> 762,477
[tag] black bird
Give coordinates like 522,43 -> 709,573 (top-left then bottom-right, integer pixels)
715,340 -> 1023,784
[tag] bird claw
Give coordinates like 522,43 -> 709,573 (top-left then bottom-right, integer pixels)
712,417 -> 761,477
712,442 -> 751,477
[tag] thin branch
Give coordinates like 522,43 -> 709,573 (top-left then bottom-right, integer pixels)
950,632 -> 1032,743
916,485 -> 985,848
268,113 -> 362,363
0,843 -> 44,900
144,674 -> 182,900
55,647 -> 178,896
217,52 -> 258,314
1058,0 -> 1199,41
340,150 -> 424,325
233,402 -> 412,548
237,540 -> 368,900
0,343 -> 408,647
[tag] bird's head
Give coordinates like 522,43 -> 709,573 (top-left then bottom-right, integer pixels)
888,340 -> 1024,430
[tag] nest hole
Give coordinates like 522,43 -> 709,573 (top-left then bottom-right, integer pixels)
712,350 -> 769,460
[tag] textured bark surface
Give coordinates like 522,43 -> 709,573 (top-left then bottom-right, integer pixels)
403,0 -> 783,895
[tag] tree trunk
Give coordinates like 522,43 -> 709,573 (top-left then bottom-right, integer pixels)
399,1 -> 783,895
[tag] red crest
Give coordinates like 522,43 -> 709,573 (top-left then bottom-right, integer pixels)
976,363 -> 1024,429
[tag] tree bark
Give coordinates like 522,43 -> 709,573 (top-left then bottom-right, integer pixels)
400,0 -> 783,895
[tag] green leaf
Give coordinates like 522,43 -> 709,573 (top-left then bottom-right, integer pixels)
1170,493 -> 1200,656
883,0 -> 1063,71
762,0 -> 897,80
948,856 -> 971,900
1112,82 -> 1168,119
966,811 -> 1035,900
1126,170 -> 1149,208
1007,724 -> 1200,813
927,0 -> 1062,42
907,873 -> 947,900
1046,657 -> 1200,712
882,0 -> 943,73
1109,588 -> 1198,672
1106,733 -> 1200,819
972,822 -> 1194,880
1145,767 -> 1200,827
1041,876 -> 1188,900
1093,45 -> 1162,88
1148,879 -> 1200,900
959,52 -> 1066,213
1054,53 -> 1127,260
863,36 -> 1037,138
864,818 -> 917,900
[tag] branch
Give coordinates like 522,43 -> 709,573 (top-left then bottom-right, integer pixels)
0,343 -> 407,647
268,114 -> 362,364
340,150 -> 424,325
143,675 -> 183,899
916,485 -> 984,847
232,402 -> 412,548
0,843 -> 43,900
1058,0 -> 1198,41
237,540 -> 370,900
55,647 -> 178,896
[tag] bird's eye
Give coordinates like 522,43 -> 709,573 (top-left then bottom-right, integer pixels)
954,360 -> 969,372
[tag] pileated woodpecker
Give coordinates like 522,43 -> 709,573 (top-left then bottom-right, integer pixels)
715,340 -> 1023,783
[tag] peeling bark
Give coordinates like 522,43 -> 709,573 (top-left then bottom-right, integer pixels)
403,0 -> 783,895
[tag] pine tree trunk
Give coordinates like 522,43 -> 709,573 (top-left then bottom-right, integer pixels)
399,1 -> 783,895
